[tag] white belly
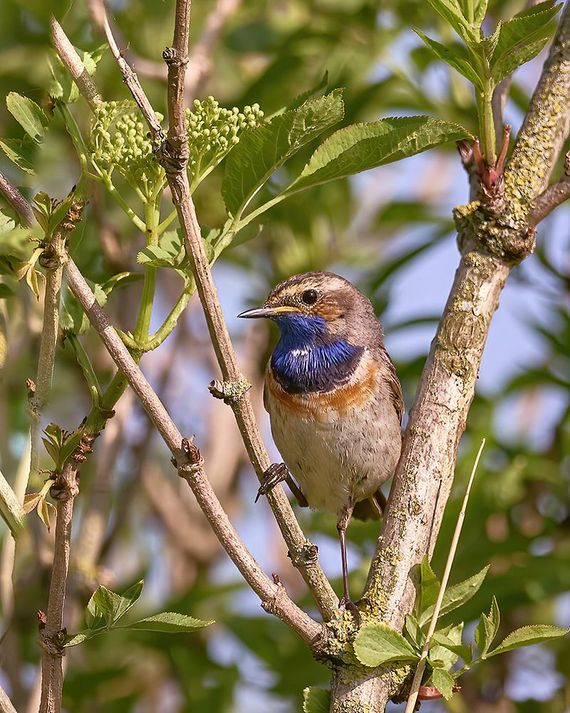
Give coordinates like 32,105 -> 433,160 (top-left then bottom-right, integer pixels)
267,388 -> 401,516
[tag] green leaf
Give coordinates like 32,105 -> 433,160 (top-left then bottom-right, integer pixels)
420,565 -> 489,626
415,32 -> 484,88
0,284 -> 14,298
137,231 -> 185,269
354,623 -> 419,667
418,556 -> 440,620
64,630 -> 95,647
432,629 -> 472,664
222,90 -> 344,216
6,93 -> 49,142
0,467 -> 25,537
303,687 -> 330,713
284,117 -> 470,195
430,667 -> 455,701
86,585 -> 123,628
49,46 -> 105,103
125,611 -> 213,633
474,595 -> 500,658
487,624 -> 568,658
405,614 -> 424,650
490,2 -> 560,83
426,0 -> 477,43
38,498 -> 55,531
0,137 -> 35,174
114,580 -> 144,623
429,623 -> 466,668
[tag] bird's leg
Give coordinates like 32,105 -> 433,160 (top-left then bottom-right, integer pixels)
337,504 -> 359,621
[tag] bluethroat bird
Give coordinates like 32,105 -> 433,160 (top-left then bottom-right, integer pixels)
239,272 -> 403,613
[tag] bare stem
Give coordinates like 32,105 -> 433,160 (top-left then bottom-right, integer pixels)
90,0 -> 338,619
0,685 -> 17,713
64,258 -> 325,647
404,440 -> 486,713
39,461 -> 79,713
0,170 -> 34,225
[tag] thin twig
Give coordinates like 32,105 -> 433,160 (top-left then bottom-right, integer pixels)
49,18 -> 101,109
39,461 -> 80,713
0,170 -> 34,226
64,258 -> 325,647
89,0 -> 338,619
404,439 -> 486,713
528,151 -> 570,225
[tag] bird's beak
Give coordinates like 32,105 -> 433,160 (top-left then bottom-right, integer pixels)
237,305 -> 300,319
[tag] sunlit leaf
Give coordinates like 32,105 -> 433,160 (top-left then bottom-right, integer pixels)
416,32 -> 483,88
474,596 -> 500,657
430,667 -> 455,700
420,566 -> 489,626
303,687 -> 330,713
124,611 -> 213,633
487,624 -> 568,658
354,623 -> 419,667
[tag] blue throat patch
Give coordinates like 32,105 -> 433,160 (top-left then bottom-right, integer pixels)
270,314 -> 363,394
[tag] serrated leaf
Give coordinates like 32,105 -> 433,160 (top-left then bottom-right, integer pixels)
125,611 -> 213,633
420,565 -> 489,626
222,90 -> 344,216
487,624 -> 568,658
284,117 -> 470,195
415,32 -> 484,88
137,245 -> 177,268
354,623 -> 419,667
490,2 -> 560,83
426,0 -> 478,43
6,93 -> 49,142
475,595 -> 500,657
0,137 -> 35,174
303,687 -> 330,713
430,667 -> 455,701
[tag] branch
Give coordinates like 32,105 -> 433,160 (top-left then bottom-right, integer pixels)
0,685 -> 17,713
49,18 -> 102,109
89,0 -> 338,619
333,6 -> 570,710
528,151 -> 570,225
64,258 -> 325,648
0,170 -> 34,226
39,461 -> 80,713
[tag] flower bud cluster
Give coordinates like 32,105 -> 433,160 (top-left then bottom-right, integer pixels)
186,97 -> 264,181
90,100 -> 164,194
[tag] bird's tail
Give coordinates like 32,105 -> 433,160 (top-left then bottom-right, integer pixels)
352,489 -> 387,521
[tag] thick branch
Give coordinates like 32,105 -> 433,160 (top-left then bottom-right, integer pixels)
64,259 -> 324,647
0,170 -> 34,226
0,685 -> 17,713
354,6 -> 570,710
39,462 -> 79,713
90,0 -> 338,619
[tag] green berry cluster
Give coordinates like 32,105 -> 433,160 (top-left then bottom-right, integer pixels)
89,97 -> 264,197
90,100 -> 165,197
186,97 -> 264,183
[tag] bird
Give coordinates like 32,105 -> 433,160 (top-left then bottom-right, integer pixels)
238,271 -> 403,614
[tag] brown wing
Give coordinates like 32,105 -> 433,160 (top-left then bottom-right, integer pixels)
379,344 -> 404,423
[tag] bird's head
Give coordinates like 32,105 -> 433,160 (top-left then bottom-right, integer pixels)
238,271 -> 381,347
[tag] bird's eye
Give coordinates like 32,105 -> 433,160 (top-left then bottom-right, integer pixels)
301,289 -> 318,305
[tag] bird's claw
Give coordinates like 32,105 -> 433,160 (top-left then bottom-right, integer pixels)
255,462 -> 289,503
339,596 -> 361,625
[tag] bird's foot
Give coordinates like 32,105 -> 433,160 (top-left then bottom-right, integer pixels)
339,596 -> 361,625
255,462 -> 289,503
